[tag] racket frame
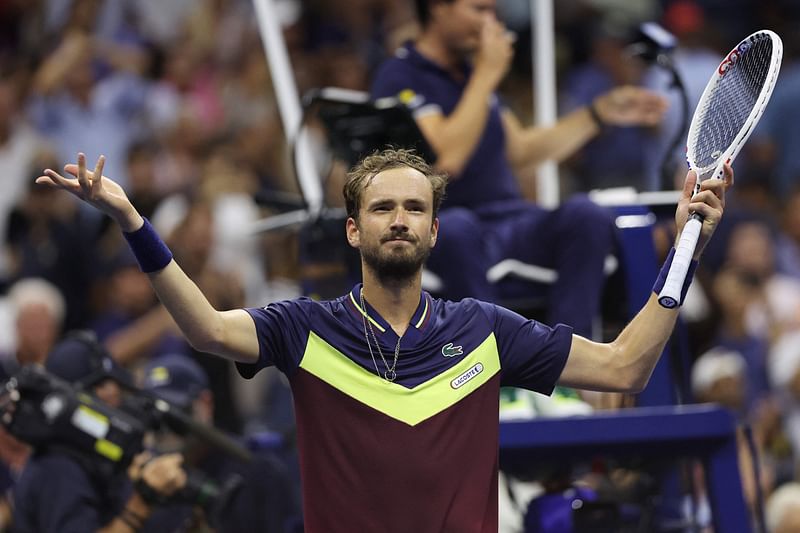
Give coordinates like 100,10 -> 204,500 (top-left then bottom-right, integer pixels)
657,29 -> 783,308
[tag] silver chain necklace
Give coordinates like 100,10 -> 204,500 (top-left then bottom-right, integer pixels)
360,291 -> 401,382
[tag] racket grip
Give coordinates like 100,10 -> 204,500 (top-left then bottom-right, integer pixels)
657,215 -> 703,308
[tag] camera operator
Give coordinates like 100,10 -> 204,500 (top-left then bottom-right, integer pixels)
141,353 -> 301,533
11,334 -> 188,533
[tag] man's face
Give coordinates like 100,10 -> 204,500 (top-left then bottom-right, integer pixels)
93,379 -> 123,409
15,304 -> 59,366
347,167 -> 438,282
431,0 -> 497,56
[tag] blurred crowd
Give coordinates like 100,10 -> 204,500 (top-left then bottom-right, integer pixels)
1,0 -> 800,531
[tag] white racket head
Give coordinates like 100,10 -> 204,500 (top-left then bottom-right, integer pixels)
686,30 -> 783,185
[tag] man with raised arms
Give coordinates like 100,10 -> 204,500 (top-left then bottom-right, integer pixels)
37,148 -> 731,532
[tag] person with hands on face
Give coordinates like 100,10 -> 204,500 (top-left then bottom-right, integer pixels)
35,149 -> 729,533
371,0 -> 667,339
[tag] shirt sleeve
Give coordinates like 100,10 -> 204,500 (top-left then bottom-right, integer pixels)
480,302 -> 572,394
235,298 -> 312,379
370,59 -> 442,117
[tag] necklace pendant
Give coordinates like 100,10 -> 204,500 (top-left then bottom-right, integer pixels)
384,369 -> 397,382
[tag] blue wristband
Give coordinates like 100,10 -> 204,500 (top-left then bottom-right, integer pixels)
652,248 -> 698,307
122,218 -> 173,273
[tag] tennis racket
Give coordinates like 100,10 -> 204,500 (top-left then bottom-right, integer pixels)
658,29 -> 783,308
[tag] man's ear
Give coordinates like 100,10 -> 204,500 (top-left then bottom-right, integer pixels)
346,217 -> 361,249
430,217 -> 439,248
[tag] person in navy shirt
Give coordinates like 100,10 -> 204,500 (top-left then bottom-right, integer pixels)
139,353 -> 301,533
370,0 -> 667,337
12,334 -> 187,533
36,147 -> 730,532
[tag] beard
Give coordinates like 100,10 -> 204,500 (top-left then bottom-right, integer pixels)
360,232 -> 431,286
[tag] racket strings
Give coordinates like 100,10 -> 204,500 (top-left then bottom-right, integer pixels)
690,34 -> 774,169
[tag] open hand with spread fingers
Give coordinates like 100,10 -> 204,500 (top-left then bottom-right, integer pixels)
36,152 -> 144,232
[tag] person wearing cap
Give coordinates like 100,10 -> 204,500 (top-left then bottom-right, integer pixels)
690,347 -> 748,416
12,333 -> 188,533
140,353 -> 301,533
767,482 -> 800,533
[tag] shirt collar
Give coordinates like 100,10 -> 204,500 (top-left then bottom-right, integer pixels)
348,284 -> 431,334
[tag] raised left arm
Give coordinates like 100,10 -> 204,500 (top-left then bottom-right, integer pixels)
557,165 -> 733,392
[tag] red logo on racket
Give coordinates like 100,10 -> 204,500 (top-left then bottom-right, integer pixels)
718,41 -> 751,76
718,49 -> 741,76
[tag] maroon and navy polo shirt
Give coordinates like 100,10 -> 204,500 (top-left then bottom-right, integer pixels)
237,285 -> 571,532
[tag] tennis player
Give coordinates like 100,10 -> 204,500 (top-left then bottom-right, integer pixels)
37,148 -> 731,533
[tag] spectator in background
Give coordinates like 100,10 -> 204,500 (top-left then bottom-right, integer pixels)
750,36 -> 800,198
3,277 -> 65,372
642,0 -> 724,191
702,218 -> 800,409
5,156 -> 97,330
146,39 -> 225,142
124,141 -> 166,221
182,0 -> 259,66
0,276 -> 64,509
561,18 -> 657,191
724,221 -> 800,341
767,482 -> 800,533
370,0 -> 666,338
775,187 -> 800,280
690,347 -> 748,415
90,248 -> 185,367
0,60 -> 52,285
689,345 -> 777,517
27,27 -> 150,188
141,353 -> 301,533
221,45 -> 279,133
125,0 -> 197,48
13,334 -> 187,533
769,332 -> 800,473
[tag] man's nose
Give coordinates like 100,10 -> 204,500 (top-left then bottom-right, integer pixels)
390,209 -> 409,229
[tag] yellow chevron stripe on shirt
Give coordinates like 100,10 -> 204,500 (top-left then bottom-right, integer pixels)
299,331 -> 501,426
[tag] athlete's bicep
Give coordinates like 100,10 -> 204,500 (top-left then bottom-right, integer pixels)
219,308 -> 260,364
557,334 -> 623,392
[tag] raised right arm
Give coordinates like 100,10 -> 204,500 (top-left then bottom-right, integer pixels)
141,256 -> 259,363
37,153 -> 260,364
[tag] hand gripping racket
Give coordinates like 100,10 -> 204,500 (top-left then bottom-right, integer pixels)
658,29 -> 783,308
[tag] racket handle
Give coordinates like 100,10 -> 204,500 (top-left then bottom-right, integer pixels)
657,215 -> 703,308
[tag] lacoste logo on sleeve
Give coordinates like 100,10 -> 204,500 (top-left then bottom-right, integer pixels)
441,343 -> 463,357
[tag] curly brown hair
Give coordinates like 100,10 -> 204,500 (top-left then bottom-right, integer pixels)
343,148 -> 447,221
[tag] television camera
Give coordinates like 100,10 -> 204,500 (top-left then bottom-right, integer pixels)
0,363 -> 249,525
